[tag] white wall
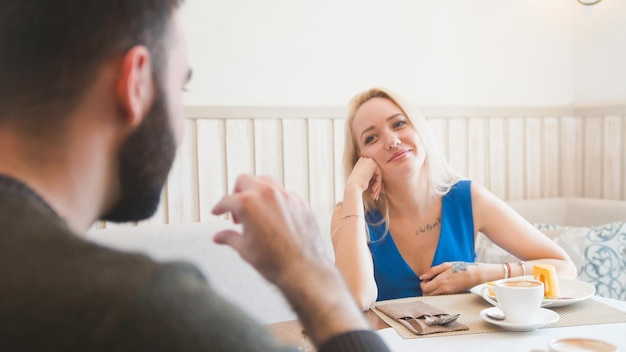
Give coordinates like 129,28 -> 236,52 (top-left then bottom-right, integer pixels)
179,0 -> 617,107
573,1 -> 626,104
179,1 -> 626,107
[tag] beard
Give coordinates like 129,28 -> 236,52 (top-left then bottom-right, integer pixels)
101,84 -> 177,222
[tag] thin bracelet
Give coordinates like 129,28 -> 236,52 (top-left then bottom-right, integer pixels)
505,262 -> 512,278
502,263 -> 509,279
519,261 -> 526,276
341,214 -> 363,219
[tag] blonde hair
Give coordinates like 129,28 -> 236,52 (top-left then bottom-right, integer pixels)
343,87 -> 463,219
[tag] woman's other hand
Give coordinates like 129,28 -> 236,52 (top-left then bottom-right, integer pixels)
419,262 -> 480,296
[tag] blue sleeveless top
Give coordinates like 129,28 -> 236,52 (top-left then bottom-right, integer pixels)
366,180 -> 476,301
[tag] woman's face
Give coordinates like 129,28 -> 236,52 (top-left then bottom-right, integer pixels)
352,97 -> 425,179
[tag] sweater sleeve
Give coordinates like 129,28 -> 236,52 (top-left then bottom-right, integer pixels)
112,261 -> 390,352
107,261 -> 299,352
318,330 -> 391,352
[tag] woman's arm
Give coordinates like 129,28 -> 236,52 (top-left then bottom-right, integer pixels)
331,192 -> 378,311
420,182 -> 577,296
471,182 -> 578,279
331,157 -> 383,310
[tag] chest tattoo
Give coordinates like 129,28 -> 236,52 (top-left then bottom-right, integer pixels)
415,217 -> 441,235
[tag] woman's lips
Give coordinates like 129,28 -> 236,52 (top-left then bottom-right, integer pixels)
387,149 -> 410,163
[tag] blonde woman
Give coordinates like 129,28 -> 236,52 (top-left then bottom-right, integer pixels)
331,87 -> 577,310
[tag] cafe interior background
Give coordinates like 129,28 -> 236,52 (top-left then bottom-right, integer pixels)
86,0 -> 626,326
99,0 -> 626,229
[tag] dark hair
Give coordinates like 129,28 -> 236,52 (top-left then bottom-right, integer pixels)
0,0 -> 183,129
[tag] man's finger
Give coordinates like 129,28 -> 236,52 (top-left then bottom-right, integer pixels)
213,229 -> 244,249
211,193 -> 242,216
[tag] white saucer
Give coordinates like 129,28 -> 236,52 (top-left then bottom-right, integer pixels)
470,276 -> 596,308
480,307 -> 559,332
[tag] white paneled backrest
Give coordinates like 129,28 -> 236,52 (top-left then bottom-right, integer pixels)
96,105 -> 626,231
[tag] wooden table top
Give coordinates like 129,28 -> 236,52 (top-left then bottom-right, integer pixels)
266,310 -> 390,346
266,295 -> 626,350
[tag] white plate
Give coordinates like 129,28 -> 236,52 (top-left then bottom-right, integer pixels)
469,276 -> 596,308
480,307 -> 559,332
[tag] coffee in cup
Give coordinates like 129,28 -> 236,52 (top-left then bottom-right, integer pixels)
549,338 -> 617,352
501,280 -> 543,289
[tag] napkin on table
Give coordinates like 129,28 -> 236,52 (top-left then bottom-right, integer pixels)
376,300 -> 469,335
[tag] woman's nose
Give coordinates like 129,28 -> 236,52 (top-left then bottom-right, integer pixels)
386,137 -> 401,150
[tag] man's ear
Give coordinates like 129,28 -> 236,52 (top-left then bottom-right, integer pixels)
116,46 -> 154,127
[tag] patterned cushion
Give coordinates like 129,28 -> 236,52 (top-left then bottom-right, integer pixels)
476,222 -> 626,300
542,222 -> 626,301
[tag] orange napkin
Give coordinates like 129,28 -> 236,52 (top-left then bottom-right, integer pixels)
376,300 -> 469,335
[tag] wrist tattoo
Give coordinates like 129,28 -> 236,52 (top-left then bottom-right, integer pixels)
451,262 -> 477,274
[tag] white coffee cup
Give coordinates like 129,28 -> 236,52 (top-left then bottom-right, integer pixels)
481,278 -> 544,324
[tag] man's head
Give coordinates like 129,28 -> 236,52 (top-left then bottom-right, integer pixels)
0,0 -> 190,222
0,0 -> 183,125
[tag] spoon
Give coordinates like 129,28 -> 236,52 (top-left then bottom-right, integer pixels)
486,310 -> 505,320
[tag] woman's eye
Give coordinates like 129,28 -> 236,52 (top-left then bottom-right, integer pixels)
393,120 -> 407,129
364,135 -> 376,145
